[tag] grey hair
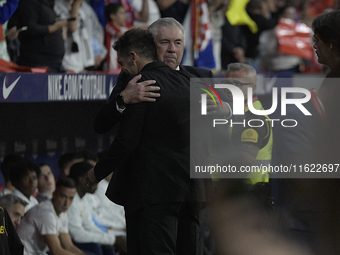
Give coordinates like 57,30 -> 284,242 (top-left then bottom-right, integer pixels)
0,194 -> 28,208
227,63 -> 257,77
148,17 -> 185,41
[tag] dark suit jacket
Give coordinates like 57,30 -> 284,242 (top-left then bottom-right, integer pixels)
94,62 -> 211,214
93,65 -> 214,134
180,65 -> 213,78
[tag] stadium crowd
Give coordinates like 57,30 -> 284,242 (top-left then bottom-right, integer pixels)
0,0 -> 338,74
1,0 -> 340,255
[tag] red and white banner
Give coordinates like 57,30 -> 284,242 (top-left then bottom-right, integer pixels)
276,18 -> 314,60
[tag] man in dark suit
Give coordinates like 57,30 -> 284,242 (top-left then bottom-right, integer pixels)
93,17 -> 231,135
87,28 -> 209,255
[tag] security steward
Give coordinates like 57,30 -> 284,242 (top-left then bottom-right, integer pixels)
224,63 -> 273,208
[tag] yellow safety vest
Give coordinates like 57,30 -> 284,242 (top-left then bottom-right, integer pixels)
231,99 -> 273,184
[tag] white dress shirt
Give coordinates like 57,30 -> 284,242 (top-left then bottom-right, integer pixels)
67,192 -> 116,245
87,179 -> 126,235
12,189 -> 38,212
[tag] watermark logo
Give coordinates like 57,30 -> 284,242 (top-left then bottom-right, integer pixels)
197,82 -> 222,115
201,85 -> 311,116
190,77 -> 334,179
197,81 -> 312,128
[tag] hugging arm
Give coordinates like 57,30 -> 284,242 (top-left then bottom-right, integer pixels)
93,74 -> 159,134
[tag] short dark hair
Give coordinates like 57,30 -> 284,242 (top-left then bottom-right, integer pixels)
1,154 -> 29,182
81,150 -> 99,163
0,194 -> 28,208
56,176 -> 76,189
68,161 -> 94,184
113,28 -> 157,61
105,3 -> 124,21
312,10 -> 340,52
58,152 -> 84,170
9,160 -> 40,185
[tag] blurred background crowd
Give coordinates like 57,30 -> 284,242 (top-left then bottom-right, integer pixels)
1,0 -> 339,75
1,1 -> 340,255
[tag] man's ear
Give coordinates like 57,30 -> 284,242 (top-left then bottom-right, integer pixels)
130,51 -> 138,63
330,43 -> 333,50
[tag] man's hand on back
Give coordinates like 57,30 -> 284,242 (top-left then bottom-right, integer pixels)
120,74 -> 160,104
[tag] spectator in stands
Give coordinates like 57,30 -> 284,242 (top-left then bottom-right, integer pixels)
103,3 -> 129,73
154,0 -> 190,24
89,0 -> 149,28
0,0 -> 19,62
13,0 -> 68,72
10,160 -> 39,212
36,163 -> 56,203
0,154 -> 29,197
220,0 -> 248,70
17,177 -> 87,255
259,4 -> 304,74
58,152 -> 84,178
54,0 -> 107,73
67,161 -> 126,255
241,0 -> 280,69
0,194 -> 27,229
130,0 -> 160,27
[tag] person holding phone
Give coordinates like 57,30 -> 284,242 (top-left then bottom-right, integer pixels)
11,0 -> 68,72
54,0 -> 107,73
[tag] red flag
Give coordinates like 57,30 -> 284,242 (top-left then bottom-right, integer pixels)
276,18 -> 314,60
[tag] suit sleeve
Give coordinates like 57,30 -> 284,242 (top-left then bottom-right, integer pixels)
94,99 -> 147,181
93,75 -> 125,134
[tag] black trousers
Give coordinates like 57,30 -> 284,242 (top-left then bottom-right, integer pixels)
126,202 -> 204,255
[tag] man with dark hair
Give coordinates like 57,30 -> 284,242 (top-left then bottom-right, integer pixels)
10,160 -> 40,212
58,152 -> 84,177
17,177 -> 86,255
80,150 -> 99,166
36,163 -> 56,203
0,194 -> 27,228
87,28 -> 209,255
67,161 -> 125,255
0,154 -> 29,196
